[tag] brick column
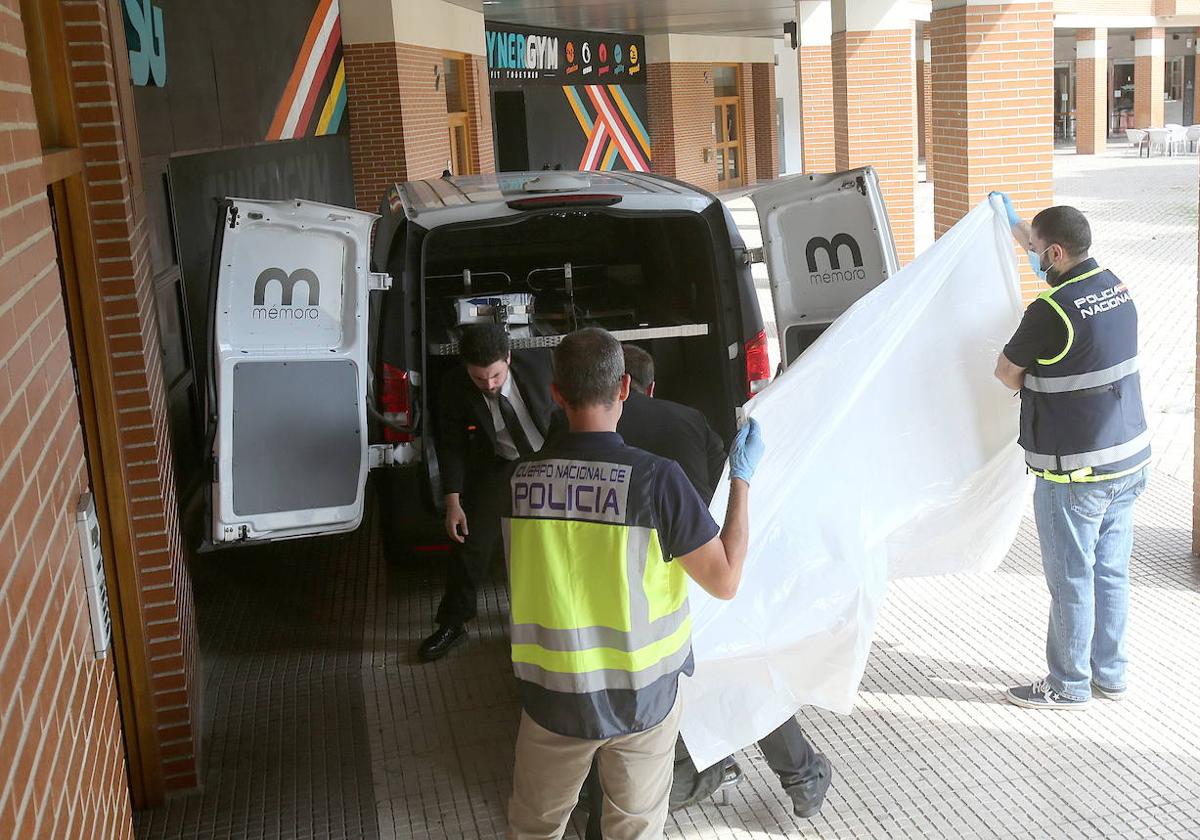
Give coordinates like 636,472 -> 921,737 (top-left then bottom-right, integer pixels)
1076,29 -> 1108,155
919,38 -> 932,164
931,0 -> 1053,299
752,63 -> 779,181
1134,28 -> 1165,129
62,0 -> 204,800
340,0 -> 491,211
344,42 -> 452,211
798,0 -> 835,173
831,0 -> 917,262
647,62 -> 718,191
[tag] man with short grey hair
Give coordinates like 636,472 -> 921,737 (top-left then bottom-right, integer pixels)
502,328 -> 764,840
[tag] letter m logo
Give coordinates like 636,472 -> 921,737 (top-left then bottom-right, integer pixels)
253,268 -> 320,306
805,234 -> 863,272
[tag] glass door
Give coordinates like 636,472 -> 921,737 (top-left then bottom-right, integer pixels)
713,65 -> 743,188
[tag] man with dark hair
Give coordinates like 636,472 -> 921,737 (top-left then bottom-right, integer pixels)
991,195 -> 1149,710
617,345 -> 727,501
504,327 -> 764,840
420,323 -> 554,662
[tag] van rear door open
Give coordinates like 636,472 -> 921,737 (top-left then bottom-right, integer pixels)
208,198 -> 385,544
751,167 -> 899,368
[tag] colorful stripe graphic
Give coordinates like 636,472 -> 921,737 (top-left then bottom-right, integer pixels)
563,84 -> 651,172
267,0 -> 346,140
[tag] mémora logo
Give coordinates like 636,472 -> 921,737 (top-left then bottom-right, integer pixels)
486,29 -> 560,74
252,268 -> 320,320
806,234 -> 866,284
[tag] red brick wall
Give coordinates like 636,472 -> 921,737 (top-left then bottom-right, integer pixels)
345,42 -> 407,212
1075,30 -> 1107,155
345,43 -> 493,212
1134,28 -> 1164,129
63,0 -> 202,794
833,28 -> 916,263
931,1 -> 1053,301
647,62 -> 719,192
0,2 -> 132,837
917,57 -> 932,161
751,62 -> 778,181
799,45 -> 834,173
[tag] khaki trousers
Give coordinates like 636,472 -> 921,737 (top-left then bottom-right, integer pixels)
507,696 -> 682,840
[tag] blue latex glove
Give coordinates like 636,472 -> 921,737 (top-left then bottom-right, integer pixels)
729,418 -> 765,484
988,191 -> 1021,228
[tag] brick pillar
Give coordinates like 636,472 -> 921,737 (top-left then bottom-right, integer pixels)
647,62 -> 719,192
1,1 -> 139,834
931,0 -> 1053,299
63,0 -> 203,798
799,0 -> 835,173
1076,29 -> 1108,155
344,42 -> 453,211
1134,28 -> 1165,129
919,38 -> 932,165
752,63 -> 779,181
831,0 -> 917,262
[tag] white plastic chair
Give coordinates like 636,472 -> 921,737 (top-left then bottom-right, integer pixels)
1187,125 -> 1200,153
1145,128 -> 1173,157
1125,128 -> 1148,157
1168,125 -> 1189,155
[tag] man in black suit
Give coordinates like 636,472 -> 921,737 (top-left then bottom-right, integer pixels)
420,324 -> 553,662
581,346 -> 833,832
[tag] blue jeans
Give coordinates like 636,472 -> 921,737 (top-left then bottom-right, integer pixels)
1032,467 -> 1148,700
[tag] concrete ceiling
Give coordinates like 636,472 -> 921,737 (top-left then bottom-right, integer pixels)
445,0 -> 797,38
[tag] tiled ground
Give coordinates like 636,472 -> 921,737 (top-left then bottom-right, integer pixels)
137,149 -> 1200,839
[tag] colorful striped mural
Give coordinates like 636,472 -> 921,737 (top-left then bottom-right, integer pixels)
266,0 -> 346,140
564,84 -> 651,172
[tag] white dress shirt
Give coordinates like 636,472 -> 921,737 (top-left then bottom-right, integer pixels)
484,371 -> 545,461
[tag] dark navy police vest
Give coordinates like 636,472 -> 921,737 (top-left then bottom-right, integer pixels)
1018,260 -> 1150,478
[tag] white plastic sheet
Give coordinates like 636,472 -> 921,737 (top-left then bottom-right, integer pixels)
680,198 -> 1032,771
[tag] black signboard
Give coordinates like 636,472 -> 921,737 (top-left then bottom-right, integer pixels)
485,23 -> 646,88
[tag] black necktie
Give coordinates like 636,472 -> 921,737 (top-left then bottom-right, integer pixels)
497,392 -> 534,458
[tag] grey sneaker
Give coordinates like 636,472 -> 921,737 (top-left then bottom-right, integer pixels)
1005,678 -> 1090,710
1091,680 -> 1127,701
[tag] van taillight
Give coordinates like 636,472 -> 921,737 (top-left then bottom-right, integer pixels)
381,363 -> 413,444
745,329 -> 771,398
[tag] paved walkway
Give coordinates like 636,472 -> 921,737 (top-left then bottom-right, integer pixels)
136,150 -> 1200,840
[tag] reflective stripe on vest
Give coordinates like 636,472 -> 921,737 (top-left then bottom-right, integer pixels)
505,514 -> 691,696
1023,357 -> 1139,394
1034,266 -> 1105,366
1024,428 -> 1152,472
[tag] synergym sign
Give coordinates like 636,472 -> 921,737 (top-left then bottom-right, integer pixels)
485,23 -> 645,87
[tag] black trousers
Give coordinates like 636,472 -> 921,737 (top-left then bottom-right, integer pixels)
434,466 -> 510,627
584,716 -> 820,837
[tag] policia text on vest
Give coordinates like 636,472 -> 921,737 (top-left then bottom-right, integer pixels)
501,327 -> 761,840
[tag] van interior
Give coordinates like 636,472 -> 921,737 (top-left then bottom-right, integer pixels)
419,209 -> 734,440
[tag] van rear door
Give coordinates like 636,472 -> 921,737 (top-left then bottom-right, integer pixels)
208,198 -> 385,544
750,167 -> 899,368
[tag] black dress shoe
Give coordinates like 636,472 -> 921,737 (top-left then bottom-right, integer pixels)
783,752 -> 833,819
418,623 -> 466,662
